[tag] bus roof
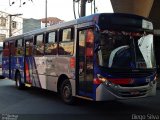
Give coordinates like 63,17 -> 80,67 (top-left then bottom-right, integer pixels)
4,13 -> 149,42
4,13 -> 101,42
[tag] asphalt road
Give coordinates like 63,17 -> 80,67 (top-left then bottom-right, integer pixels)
0,79 -> 160,120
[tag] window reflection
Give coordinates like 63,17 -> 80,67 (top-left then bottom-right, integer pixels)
58,28 -> 74,55
34,34 -> 44,55
45,31 -> 57,55
26,39 -> 33,56
16,39 -> 24,56
138,34 -> 155,68
59,42 -> 73,55
98,30 -> 155,69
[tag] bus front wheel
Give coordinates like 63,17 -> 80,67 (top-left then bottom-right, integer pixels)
60,79 -> 75,104
15,72 -> 25,89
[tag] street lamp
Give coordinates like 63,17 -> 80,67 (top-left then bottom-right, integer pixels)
9,14 -> 22,37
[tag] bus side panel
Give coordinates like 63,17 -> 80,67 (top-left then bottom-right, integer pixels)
33,57 -> 46,89
28,56 -> 76,94
25,56 -> 40,87
24,56 -> 54,89
2,44 -> 10,78
45,56 -> 58,92
11,56 -> 25,82
10,57 -> 15,79
54,56 -> 76,95
32,56 -> 75,92
21,56 -> 57,89
2,56 -> 9,78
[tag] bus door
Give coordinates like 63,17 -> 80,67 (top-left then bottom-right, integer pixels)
9,41 -> 15,78
76,28 -> 94,98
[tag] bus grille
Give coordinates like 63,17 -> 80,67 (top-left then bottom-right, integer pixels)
119,83 -> 149,87
112,72 -> 153,78
118,89 -> 147,97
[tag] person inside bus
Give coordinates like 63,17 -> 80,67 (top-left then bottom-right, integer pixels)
108,33 -> 132,68
108,45 -> 131,68
97,31 -> 133,68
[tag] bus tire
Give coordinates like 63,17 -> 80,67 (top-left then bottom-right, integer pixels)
60,79 -> 75,104
15,72 -> 25,89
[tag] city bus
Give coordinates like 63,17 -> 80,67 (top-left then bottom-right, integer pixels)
2,13 -> 157,104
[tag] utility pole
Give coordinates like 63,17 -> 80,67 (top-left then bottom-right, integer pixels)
93,0 -> 95,13
9,14 -> 22,37
80,0 -> 87,17
45,0 -> 48,27
74,0 -> 95,18
9,15 -> 12,37
80,0 -> 95,17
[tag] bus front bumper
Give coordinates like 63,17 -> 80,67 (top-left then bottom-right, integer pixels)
96,80 -> 157,101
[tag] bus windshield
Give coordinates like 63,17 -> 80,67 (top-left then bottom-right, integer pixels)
97,30 -> 156,69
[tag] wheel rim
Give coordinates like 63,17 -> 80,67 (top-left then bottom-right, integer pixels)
63,84 -> 71,101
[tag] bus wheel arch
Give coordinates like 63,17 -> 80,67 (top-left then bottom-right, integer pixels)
57,74 -> 68,94
57,74 -> 75,104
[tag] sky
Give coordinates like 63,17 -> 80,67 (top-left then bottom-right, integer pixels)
0,0 -> 113,21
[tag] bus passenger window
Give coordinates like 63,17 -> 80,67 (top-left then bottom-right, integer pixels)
10,42 -> 16,56
48,32 -> 56,43
16,39 -> 24,56
62,28 -> 71,42
25,39 -> 33,56
34,34 -> 44,56
4,42 -> 9,49
17,39 -> 23,47
37,34 -> 43,45
59,28 -> 74,55
3,42 -> 9,56
45,31 -> 57,55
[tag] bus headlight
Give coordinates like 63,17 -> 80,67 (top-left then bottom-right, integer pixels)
154,75 -> 157,81
97,74 -> 107,83
96,74 -> 116,87
152,75 -> 157,84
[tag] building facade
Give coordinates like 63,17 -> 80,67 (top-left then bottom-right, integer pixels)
41,17 -> 64,28
23,18 -> 41,33
0,11 -> 23,42
23,17 -> 63,33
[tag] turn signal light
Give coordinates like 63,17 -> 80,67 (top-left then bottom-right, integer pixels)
70,57 -> 75,68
